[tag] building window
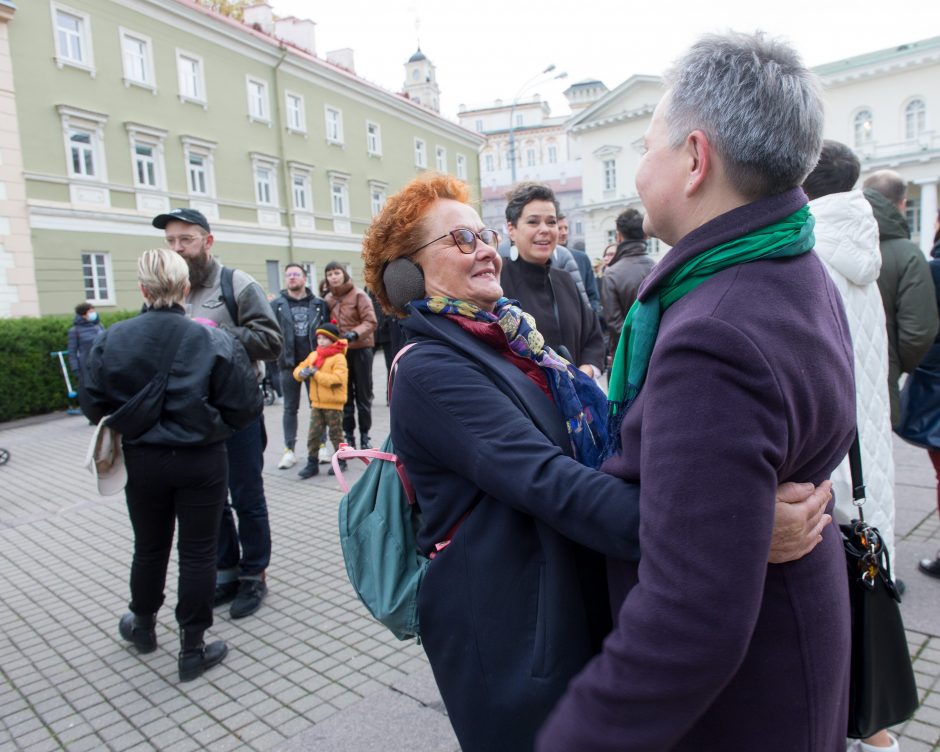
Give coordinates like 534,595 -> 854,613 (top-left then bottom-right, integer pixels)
126,124 -> 167,191
574,220 -> 583,236
366,121 -> 382,155
52,4 -> 94,73
119,29 -> 154,89
370,184 -> 387,217
134,143 -> 157,186
547,145 -> 558,164
69,129 -> 97,178
603,159 -> 617,192
246,77 -> 270,123
484,153 -> 494,172
905,198 -> 920,235
325,106 -> 343,144
251,157 -> 278,207
286,92 -> 305,133
81,252 -> 113,304
59,106 -> 108,182
854,109 -> 873,147
176,50 -> 206,104
331,180 -> 349,217
182,136 -> 216,198
607,229 -> 617,245
414,138 -> 427,168
436,146 -> 447,172
905,98 -> 926,140
526,148 -> 536,167
456,154 -> 467,180
475,119 -> 483,132
291,170 -> 312,212
515,114 -> 524,127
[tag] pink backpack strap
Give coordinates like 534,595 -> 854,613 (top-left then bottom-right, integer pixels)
387,341 -> 419,403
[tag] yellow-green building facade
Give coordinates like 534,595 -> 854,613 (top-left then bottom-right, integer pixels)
2,0 -> 482,315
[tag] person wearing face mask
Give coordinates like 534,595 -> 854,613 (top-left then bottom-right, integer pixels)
499,183 -> 605,378
67,302 -> 105,397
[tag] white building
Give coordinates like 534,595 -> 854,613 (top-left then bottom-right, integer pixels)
568,36 -> 940,261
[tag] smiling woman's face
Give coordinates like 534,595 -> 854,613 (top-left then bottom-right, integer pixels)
508,200 -> 558,265
414,199 -> 503,311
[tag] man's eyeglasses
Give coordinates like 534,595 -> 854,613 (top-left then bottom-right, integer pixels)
414,228 -> 500,255
165,235 -> 205,246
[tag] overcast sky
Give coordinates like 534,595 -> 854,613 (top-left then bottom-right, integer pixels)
270,0 -> 937,121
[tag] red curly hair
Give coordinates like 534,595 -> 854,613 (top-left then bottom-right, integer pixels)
362,173 -> 472,314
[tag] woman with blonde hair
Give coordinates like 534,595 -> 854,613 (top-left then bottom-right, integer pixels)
81,248 -> 262,682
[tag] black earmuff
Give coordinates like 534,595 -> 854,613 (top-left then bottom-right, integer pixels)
383,258 -> 426,311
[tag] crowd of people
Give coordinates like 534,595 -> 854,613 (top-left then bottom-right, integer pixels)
67,26 -> 940,752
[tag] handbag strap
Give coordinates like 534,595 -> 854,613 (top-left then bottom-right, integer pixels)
157,314 -> 189,377
847,429 -> 866,519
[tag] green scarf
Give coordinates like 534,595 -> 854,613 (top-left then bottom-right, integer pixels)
606,206 -> 816,450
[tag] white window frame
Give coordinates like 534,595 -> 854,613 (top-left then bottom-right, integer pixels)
181,136 -> 217,198
603,159 -> 617,192
435,146 -> 447,172
176,49 -> 206,106
484,153 -> 495,172
456,154 -> 467,180
285,91 -> 306,134
526,148 -> 536,167
289,163 -> 313,213
119,27 -> 155,91
366,121 -> 382,156
81,251 -> 114,305
325,106 -> 344,145
369,180 -> 388,218
250,153 -> 279,207
125,123 -> 167,191
475,119 -> 483,132
414,138 -> 427,168
854,109 -> 874,147
547,144 -> 558,164
246,76 -> 270,124
58,105 -> 108,182
328,171 -> 350,218
52,3 -> 95,75
904,98 -> 926,140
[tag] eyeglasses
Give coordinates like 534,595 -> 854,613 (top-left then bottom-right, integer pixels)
165,234 -> 205,247
413,228 -> 500,255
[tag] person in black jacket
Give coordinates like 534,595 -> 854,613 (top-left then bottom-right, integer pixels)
269,264 -> 330,470
67,302 -> 104,391
81,248 -> 262,683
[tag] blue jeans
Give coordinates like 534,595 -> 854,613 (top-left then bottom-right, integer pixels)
217,416 -> 271,577
279,367 -> 310,452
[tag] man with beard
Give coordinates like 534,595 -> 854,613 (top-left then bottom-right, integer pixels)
152,208 -> 282,620
269,264 -> 330,471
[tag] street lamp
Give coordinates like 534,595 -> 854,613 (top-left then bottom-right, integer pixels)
508,65 -> 568,184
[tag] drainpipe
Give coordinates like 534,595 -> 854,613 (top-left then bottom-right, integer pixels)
272,46 -> 294,263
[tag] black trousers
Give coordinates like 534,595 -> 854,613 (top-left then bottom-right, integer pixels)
123,442 -> 228,633
343,347 -> 374,438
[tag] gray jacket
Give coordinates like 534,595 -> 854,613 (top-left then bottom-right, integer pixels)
601,240 -> 655,350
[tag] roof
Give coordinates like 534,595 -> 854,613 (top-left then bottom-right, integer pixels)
813,35 -> 940,76
408,48 -> 427,63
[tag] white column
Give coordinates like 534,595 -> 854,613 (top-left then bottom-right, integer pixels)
917,178 -> 938,257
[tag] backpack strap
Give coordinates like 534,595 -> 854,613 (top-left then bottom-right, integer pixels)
387,341 -> 419,403
220,266 -> 239,323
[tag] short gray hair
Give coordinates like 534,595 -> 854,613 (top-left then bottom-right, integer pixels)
863,170 -> 907,207
138,248 -> 189,308
665,31 -> 823,199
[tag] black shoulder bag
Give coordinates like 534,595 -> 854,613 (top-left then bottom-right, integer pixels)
842,432 -> 919,738
105,316 -> 189,440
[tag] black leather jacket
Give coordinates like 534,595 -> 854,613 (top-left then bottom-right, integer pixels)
80,306 -> 262,446
269,289 -> 330,368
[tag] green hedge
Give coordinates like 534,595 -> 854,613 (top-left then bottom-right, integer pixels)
0,310 -> 138,423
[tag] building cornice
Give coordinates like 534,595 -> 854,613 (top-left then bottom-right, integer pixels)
568,103 -> 655,134
817,49 -> 940,86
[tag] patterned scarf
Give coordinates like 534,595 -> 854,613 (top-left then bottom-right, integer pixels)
412,296 -> 609,468
606,205 -> 816,455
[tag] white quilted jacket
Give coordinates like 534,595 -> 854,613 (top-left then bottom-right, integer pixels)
810,190 -> 895,556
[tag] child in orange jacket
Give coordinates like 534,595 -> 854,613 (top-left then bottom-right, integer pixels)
293,322 -> 348,479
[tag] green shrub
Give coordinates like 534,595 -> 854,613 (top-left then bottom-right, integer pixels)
0,310 -> 138,422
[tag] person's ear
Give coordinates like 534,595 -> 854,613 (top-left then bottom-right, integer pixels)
383,258 -> 425,310
139,282 -> 150,301
685,129 -> 711,196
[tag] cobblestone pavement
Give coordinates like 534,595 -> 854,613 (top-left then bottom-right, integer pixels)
0,356 -> 938,751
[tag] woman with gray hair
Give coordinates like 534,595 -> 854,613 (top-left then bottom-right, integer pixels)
540,32 -> 856,751
81,248 -> 262,682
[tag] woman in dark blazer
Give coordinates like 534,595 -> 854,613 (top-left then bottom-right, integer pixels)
82,248 -> 262,682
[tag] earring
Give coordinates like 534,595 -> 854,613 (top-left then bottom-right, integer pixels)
383,258 -> 426,311
509,245 -> 518,261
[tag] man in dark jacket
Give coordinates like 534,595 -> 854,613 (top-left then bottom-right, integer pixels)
864,170 -> 939,427
153,207 -> 282,621
269,264 -> 330,470
67,302 -> 104,391
601,208 -> 655,354
559,214 -> 601,314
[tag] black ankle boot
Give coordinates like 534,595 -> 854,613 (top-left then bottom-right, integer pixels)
344,434 -> 356,449
297,459 -> 319,479
360,434 -> 372,450
119,612 -> 157,653
178,630 -> 228,682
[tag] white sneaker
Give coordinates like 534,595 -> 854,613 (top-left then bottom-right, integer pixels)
278,448 -> 297,469
318,444 -> 331,464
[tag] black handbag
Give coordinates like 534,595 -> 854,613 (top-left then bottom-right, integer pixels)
106,315 -> 188,440
842,433 -> 919,738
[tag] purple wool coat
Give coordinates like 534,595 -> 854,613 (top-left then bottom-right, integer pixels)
538,188 -> 857,752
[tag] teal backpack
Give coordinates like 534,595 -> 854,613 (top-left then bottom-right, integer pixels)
334,344 -> 429,641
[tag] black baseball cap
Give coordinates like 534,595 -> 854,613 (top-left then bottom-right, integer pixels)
152,207 -> 211,233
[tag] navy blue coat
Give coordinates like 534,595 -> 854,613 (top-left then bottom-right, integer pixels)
392,310 -> 641,752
